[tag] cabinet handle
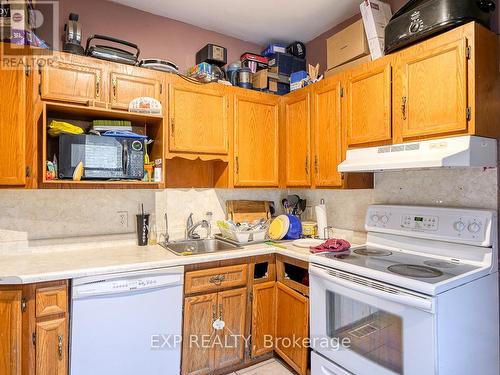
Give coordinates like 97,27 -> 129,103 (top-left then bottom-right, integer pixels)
58,334 -> 63,360
218,303 -> 223,321
170,118 -> 175,137
314,155 -> 319,175
95,72 -> 101,98
401,96 -> 407,120
235,157 -> 239,174
212,304 -> 217,321
305,155 -> 309,175
209,274 -> 225,285
112,76 -> 117,100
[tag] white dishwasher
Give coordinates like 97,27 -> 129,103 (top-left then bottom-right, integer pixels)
70,266 -> 184,375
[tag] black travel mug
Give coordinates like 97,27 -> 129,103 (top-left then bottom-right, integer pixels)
136,214 -> 150,246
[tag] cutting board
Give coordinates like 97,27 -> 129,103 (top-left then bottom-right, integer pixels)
226,200 -> 271,223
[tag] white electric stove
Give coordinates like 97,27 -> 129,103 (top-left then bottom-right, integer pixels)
309,205 -> 499,375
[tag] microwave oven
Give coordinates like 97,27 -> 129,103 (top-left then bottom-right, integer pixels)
58,134 -> 145,180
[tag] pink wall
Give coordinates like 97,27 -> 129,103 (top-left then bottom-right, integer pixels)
306,0 -> 499,73
52,0 -> 262,72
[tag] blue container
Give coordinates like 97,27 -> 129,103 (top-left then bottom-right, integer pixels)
262,43 -> 287,57
268,52 -> 306,76
290,70 -> 308,84
283,215 -> 302,240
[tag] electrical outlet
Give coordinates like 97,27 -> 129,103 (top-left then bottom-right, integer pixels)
117,211 -> 128,229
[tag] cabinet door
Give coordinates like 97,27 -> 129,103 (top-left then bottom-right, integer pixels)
182,293 -> 218,375
110,71 -> 162,110
35,318 -> 67,375
275,282 -> 309,375
312,78 -> 343,187
283,90 -> 311,186
0,289 -> 22,375
214,288 -> 247,369
169,83 -> 229,154
234,92 -> 279,187
398,38 -> 468,139
40,59 -> 103,104
346,63 -> 392,147
251,282 -> 276,357
0,64 -> 26,185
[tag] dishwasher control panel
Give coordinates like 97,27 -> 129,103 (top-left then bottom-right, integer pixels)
72,271 -> 183,299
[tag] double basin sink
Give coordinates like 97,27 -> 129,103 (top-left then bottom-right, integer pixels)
160,238 -> 243,256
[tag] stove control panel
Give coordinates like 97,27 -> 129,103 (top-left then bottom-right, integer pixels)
366,205 -> 495,246
401,215 -> 438,231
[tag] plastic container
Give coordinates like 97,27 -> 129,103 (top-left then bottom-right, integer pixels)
283,215 -> 302,240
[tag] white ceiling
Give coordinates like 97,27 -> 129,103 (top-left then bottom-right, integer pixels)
110,0 -> 361,45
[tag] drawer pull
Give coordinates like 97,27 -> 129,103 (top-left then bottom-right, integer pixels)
58,334 -> 63,359
209,274 -> 225,285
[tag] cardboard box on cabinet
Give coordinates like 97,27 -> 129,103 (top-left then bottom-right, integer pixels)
325,55 -> 372,77
327,19 -> 370,70
360,0 -> 392,60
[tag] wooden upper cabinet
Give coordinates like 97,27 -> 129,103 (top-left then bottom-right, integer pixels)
275,282 -> 309,375
0,64 -> 26,186
182,293 -> 218,375
0,289 -> 22,375
396,38 -> 468,140
233,91 -> 279,187
110,71 -> 162,110
35,318 -> 67,375
40,58 -> 103,104
214,288 -> 247,369
346,62 -> 392,148
312,78 -> 343,187
283,90 -> 311,186
251,282 -> 276,357
169,83 -> 229,155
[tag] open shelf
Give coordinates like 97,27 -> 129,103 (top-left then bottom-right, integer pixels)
40,102 -> 165,189
44,102 -> 164,123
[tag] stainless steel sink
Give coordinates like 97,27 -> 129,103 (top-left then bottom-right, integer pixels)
160,239 -> 243,256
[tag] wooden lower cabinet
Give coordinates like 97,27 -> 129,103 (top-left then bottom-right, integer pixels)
35,318 -> 67,375
182,288 -> 247,375
182,293 -> 218,375
0,288 -> 22,375
0,282 -> 68,375
251,282 -> 276,357
214,288 -> 247,369
275,282 -> 309,375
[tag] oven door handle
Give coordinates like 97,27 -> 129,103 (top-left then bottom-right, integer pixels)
310,266 -> 434,312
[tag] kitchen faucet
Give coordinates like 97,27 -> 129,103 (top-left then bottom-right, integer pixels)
186,213 -> 210,240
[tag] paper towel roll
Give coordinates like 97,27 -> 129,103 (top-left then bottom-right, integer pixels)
315,199 -> 328,239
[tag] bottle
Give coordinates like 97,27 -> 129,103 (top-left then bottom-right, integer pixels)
148,214 -> 158,245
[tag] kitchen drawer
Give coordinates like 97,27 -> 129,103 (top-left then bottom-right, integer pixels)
36,285 -> 68,318
185,264 -> 248,295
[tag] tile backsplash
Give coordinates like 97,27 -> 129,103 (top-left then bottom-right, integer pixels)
0,168 -> 497,244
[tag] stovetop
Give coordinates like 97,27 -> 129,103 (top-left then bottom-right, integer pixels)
317,245 -> 480,285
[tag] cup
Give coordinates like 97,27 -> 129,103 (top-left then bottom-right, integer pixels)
136,214 -> 150,246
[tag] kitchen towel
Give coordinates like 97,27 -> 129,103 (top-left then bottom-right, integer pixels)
310,238 -> 351,254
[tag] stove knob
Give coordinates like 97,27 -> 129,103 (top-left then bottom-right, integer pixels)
468,222 -> 481,233
371,215 -> 380,223
380,215 -> 389,224
453,221 -> 465,232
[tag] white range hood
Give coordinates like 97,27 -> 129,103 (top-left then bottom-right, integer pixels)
338,136 -> 498,172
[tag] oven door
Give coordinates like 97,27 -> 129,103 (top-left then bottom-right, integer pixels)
310,264 -> 436,375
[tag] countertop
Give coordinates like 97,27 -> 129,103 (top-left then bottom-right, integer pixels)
0,237 -> 312,284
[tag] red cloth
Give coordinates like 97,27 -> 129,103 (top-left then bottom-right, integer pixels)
310,238 -> 351,254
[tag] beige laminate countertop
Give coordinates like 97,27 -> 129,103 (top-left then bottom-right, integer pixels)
0,236 -> 316,284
